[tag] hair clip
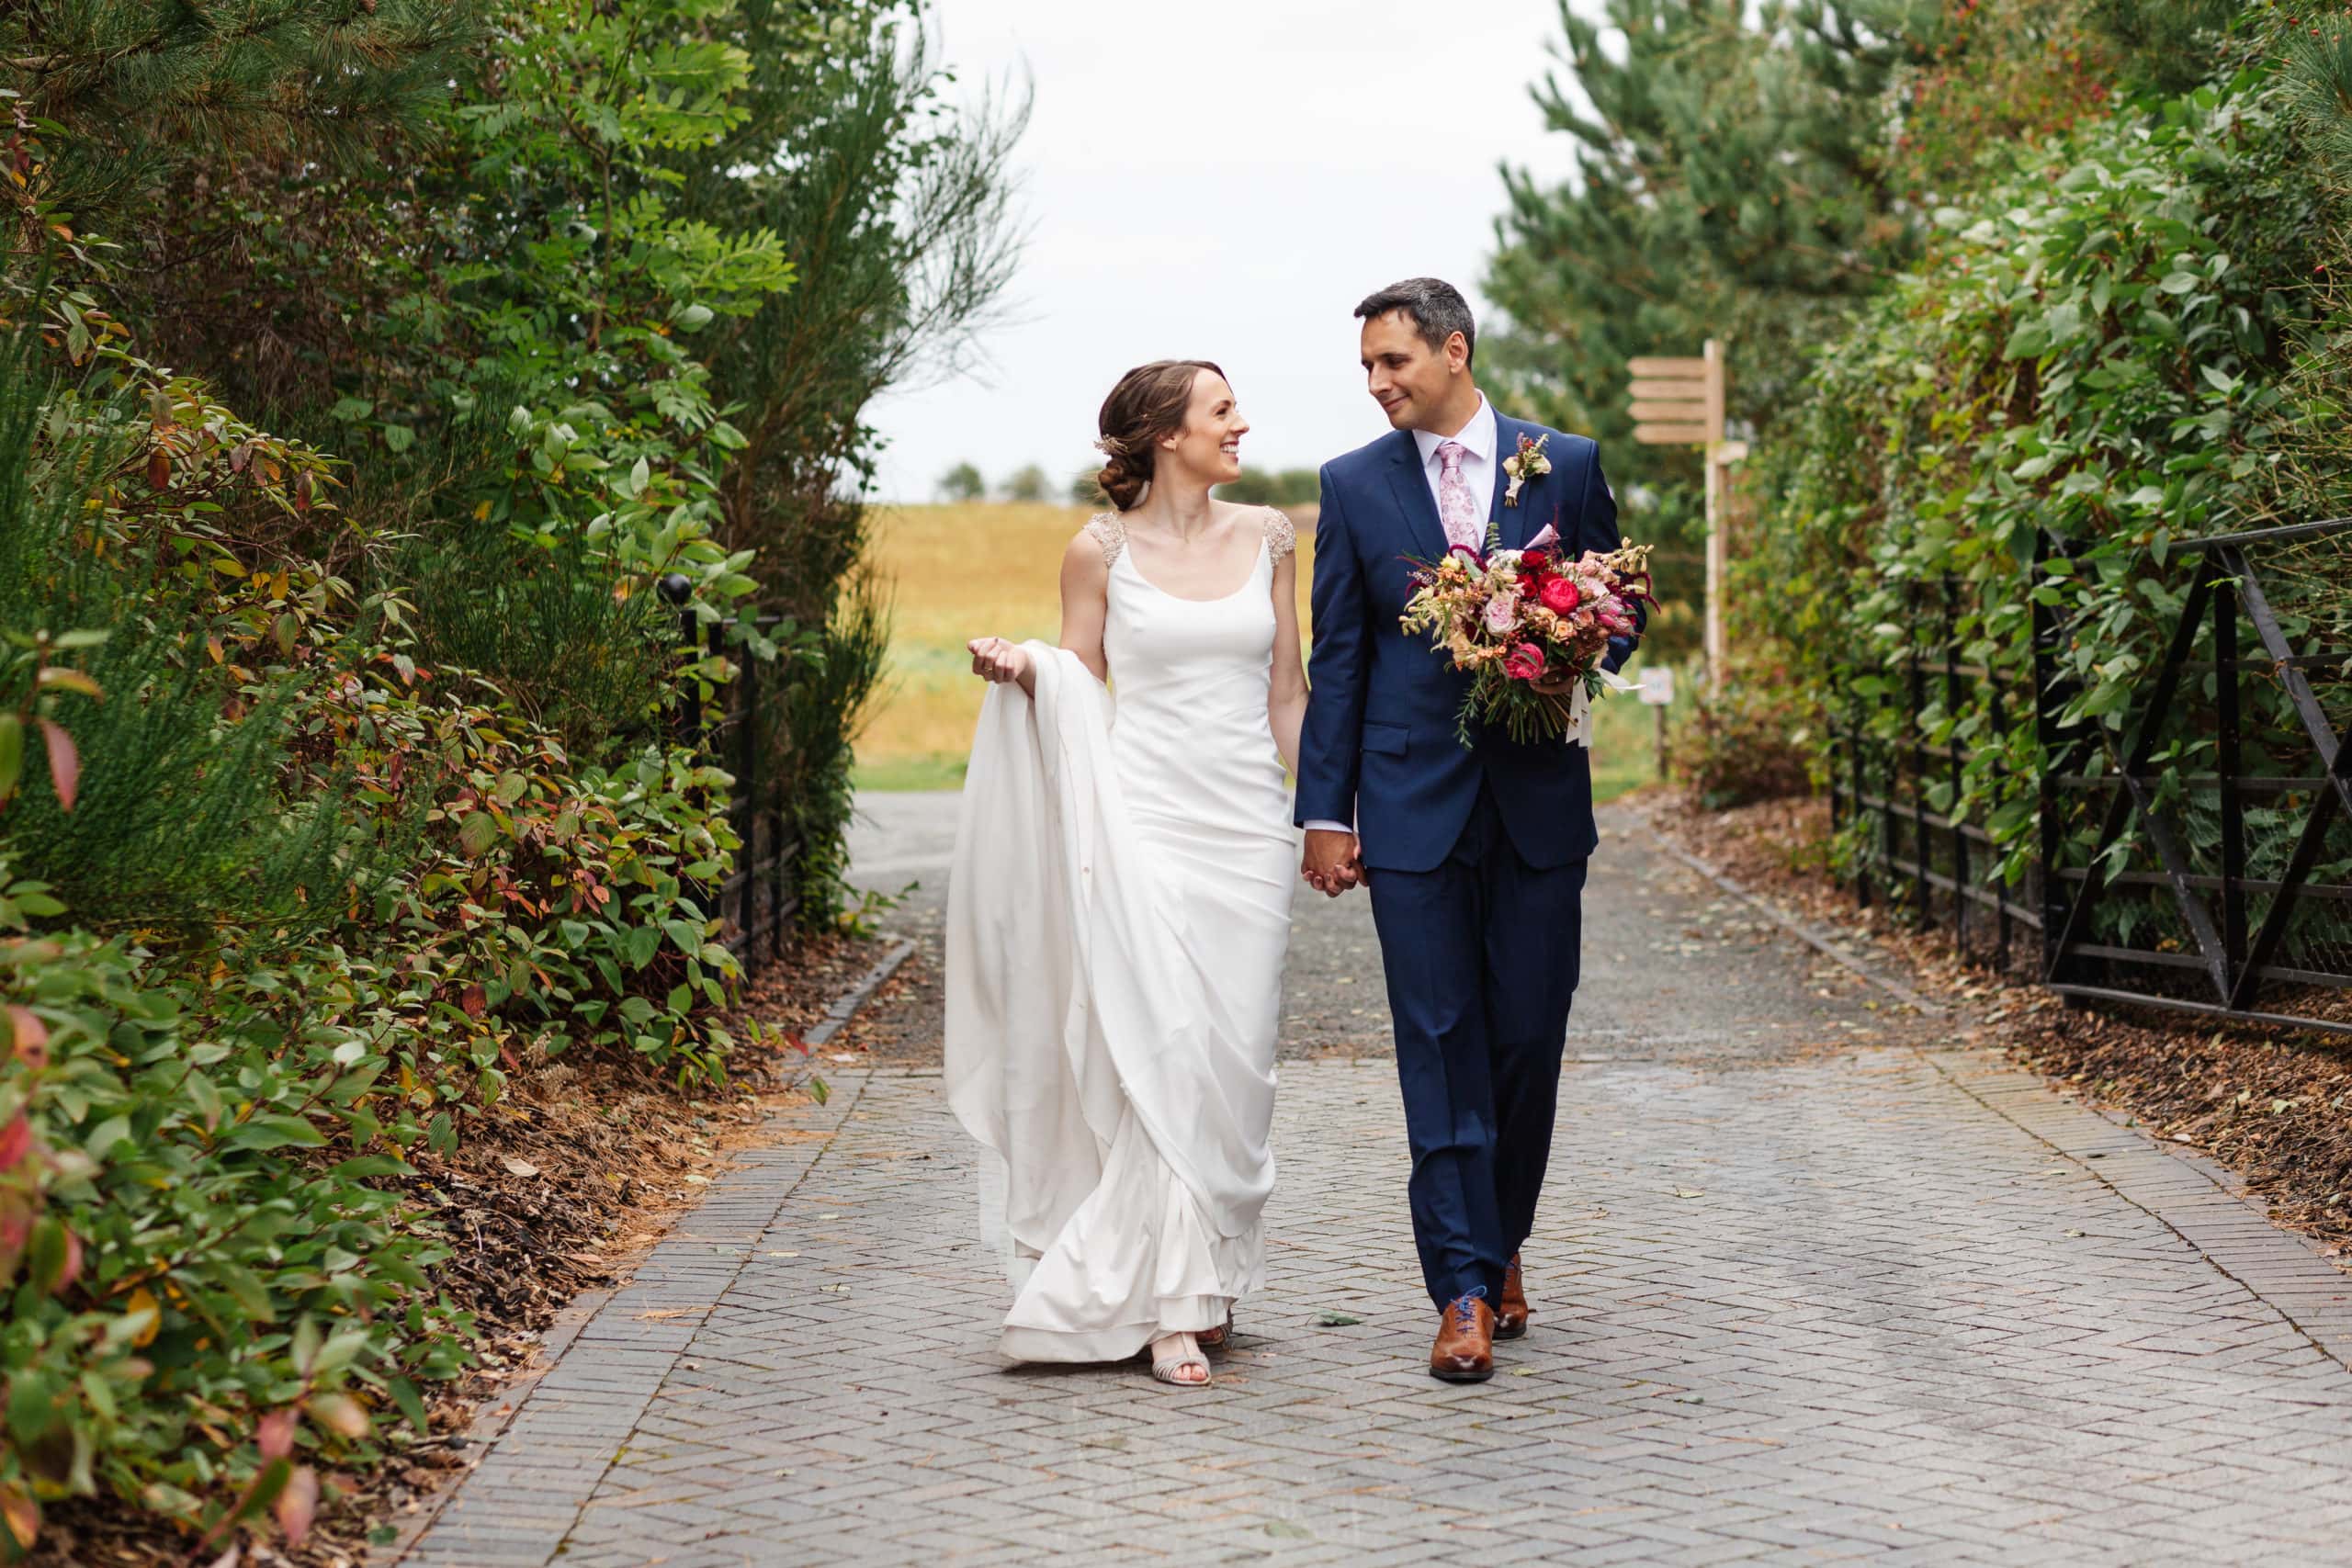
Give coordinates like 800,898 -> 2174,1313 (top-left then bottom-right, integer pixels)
1093,435 -> 1128,458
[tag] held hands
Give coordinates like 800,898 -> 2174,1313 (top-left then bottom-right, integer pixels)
1301,829 -> 1367,899
967,636 -> 1030,685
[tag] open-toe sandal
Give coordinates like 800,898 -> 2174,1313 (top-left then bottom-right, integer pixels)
1149,1337 -> 1212,1389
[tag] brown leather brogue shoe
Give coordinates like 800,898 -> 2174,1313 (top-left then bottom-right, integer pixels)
1430,1292 -> 1496,1382
1496,1254 -> 1530,1340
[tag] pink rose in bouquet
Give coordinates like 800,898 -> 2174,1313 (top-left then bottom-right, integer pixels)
1502,642 -> 1547,682
1483,592 -> 1521,635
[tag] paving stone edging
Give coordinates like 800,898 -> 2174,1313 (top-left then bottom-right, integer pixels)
804,938 -> 917,1047
385,1067 -> 876,1564
382,941 -> 914,1564
1922,1047 -> 2352,1371
1645,816 -> 2352,1369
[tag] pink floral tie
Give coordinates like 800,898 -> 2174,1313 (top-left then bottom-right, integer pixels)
1436,441 -> 1483,553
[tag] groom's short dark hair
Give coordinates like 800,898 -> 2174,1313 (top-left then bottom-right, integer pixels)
1355,278 -> 1476,367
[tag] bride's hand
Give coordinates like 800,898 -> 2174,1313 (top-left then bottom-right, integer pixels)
967,637 -> 1030,684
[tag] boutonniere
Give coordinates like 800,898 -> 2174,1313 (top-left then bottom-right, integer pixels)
1500,432 -> 1551,508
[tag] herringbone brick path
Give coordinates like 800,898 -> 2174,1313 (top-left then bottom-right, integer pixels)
404,821 -> 2352,1566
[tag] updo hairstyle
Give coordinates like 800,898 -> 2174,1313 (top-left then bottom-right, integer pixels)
1092,359 -> 1227,512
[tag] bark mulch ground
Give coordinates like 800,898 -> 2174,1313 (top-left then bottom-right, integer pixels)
1646,791 -> 2352,1266
40,930 -> 900,1568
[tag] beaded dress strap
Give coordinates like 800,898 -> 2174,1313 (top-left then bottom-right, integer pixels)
1084,512 -> 1126,567
1262,508 -> 1295,563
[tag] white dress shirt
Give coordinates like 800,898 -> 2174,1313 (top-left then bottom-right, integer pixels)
1304,395 -> 1495,837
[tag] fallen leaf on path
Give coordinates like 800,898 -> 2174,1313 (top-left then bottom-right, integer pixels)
1313,1312 -> 1362,1326
500,1156 -> 541,1178
1674,1188 -> 1706,1199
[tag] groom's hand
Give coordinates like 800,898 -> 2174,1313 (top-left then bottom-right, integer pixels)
1302,829 -> 1366,897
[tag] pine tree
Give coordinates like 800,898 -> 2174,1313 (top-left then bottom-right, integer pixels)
0,0 -> 477,226
1484,0 -> 2247,450
2281,10 -> 2352,179
1483,0 -> 1936,448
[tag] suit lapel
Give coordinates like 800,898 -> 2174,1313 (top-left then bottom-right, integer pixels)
1383,431 -> 1453,564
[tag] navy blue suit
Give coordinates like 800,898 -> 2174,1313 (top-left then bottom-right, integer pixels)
1295,408 -> 1639,1310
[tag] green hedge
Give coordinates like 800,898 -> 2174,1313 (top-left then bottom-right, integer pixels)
1747,44 -> 2349,924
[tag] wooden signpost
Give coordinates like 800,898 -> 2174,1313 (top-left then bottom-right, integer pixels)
1627,340 -> 1744,695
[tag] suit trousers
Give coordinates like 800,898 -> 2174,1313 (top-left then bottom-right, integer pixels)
1365,780 -> 1588,1309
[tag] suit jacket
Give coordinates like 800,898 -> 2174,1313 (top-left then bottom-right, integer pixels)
1295,409 -> 1640,874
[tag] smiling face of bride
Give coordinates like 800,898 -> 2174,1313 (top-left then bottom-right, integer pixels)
1157,369 -> 1250,491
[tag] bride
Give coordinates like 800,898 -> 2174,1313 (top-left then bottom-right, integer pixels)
944,359 -> 1306,1389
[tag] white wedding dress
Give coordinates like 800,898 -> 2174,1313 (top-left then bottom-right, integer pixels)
944,509 -> 1297,1362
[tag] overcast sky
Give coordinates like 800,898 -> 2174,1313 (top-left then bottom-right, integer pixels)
866,0 -> 1602,503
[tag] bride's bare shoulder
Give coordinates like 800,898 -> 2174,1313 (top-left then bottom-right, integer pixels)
1209,500 -> 1295,561
1201,498 -> 1292,552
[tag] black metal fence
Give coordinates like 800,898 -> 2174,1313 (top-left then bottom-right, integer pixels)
661,575 -> 798,976
1831,520 -> 2352,1035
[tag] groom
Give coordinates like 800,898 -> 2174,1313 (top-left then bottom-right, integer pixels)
1296,277 -> 1640,1382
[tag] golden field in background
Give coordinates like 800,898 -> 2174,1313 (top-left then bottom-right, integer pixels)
854,501 -> 1660,802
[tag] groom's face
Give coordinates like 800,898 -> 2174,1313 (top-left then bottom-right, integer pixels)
1360,310 -> 1468,433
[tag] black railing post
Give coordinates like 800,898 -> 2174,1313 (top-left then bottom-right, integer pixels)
1877,664 -> 1899,903
736,635 -> 758,955
1849,691 -> 1872,909
2030,530 -> 2071,985
1989,663 -> 2012,968
1943,574 -> 1968,955
660,573 -> 700,747
1906,579 -> 1931,927
2213,561 -> 2247,1001
659,571 -> 723,942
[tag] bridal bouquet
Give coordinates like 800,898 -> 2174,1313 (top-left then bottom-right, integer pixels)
1398,521 -> 1654,748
